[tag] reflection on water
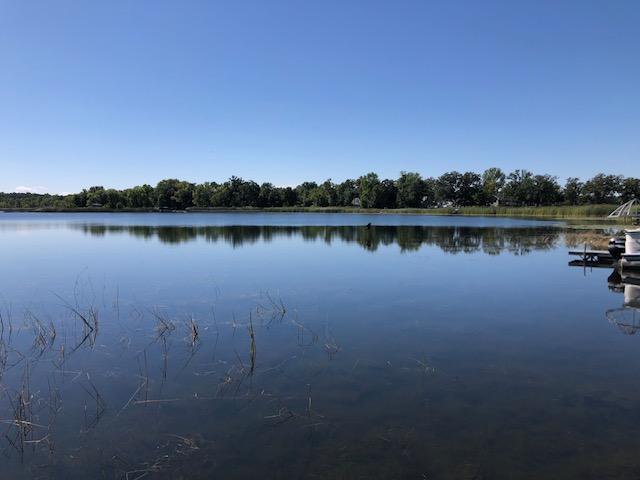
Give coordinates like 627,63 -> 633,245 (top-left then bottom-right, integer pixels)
75,224 -> 564,254
606,270 -> 640,335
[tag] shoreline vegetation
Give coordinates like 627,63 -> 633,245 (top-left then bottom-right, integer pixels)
1,170 -> 638,220
0,204 -> 634,221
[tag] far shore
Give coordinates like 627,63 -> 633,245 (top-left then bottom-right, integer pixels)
0,204 -> 636,222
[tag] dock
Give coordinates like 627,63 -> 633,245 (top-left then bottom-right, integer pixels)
568,249 -> 614,266
568,250 -> 640,270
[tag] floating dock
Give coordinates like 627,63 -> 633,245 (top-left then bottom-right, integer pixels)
568,249 -> 615,268
568,250 -> 640,269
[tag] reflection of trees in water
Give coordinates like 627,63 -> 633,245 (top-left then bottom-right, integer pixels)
77,225 -> 563,255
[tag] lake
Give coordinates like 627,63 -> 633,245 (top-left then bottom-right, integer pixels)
0,212 -> 639,479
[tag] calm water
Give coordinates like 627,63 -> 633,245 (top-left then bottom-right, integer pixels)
0,212 -> 638,479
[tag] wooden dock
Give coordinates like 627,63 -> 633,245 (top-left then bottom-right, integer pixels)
568,250 -> 640,270
568,249 -> 614,263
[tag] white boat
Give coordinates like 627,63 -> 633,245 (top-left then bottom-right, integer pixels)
621,229 -> 640,267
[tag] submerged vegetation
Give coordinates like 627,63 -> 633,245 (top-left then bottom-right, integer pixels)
0,286 -> 297,478
1,170 -> 639,216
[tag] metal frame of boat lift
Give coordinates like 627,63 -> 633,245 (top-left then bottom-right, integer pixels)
608,199 -> 640,221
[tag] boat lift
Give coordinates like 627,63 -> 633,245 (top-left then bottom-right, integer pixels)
608,199 -> 640,221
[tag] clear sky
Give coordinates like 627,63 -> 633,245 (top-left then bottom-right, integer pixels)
1,0 -> 638,194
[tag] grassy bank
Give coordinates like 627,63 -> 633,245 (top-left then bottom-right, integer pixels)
192,204 -> 632,220
1,204 -> 635,221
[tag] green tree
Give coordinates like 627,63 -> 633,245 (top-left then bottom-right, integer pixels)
435,172 -> 462,205
458,172 -> 482,206
295,182 -> 319,207
582,174 -> 622,203
280,187 -> 297,206
193,182 -> 218,207
155,179 -> 194,209
258,183 -> 283,207
71,189 -> 88,208
86,186 -> 107,207
335,179 -> 357,206
502,170 -> 536,205
378,179 -> 398,208
422,178 -> 437,207
356,173 -> 381,208
532,175 -> 561,206
308,187 -> 330,207
125,184 -> 155,208
620,177 -> 640,202
103,189 -> 126,209
396,172 -> 425,208
319,179 -> 338,206
238,180 -> 260,207
563,177 -> 583,205
481,168 -> 506,205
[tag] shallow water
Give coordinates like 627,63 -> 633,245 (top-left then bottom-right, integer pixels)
0,213 -> 638,479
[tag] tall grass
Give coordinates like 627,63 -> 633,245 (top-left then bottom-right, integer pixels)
190,204 -> 630,219
440,204 -> 618,218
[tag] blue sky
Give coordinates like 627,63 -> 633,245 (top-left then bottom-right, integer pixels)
1,0 -> 638,194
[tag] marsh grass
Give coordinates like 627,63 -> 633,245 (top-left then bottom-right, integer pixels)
188,317 -> 199,346
248,314 -> 256,374
25,310 -> 56,356
151,309 -> 176,339
257,291 -> 287,324
1,280 -> 443,474
0,303 -> 14,345
1,363 -> 53,462
79,374 -> 106,432
193,204 -> 634,220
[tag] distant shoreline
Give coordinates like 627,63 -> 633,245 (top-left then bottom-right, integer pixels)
0,205 -> 632,221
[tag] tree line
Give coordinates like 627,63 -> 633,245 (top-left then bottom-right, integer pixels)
1,170 -> 639,210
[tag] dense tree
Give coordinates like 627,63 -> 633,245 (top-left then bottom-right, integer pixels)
2,171 -> 638,211
103,189 -> 125,209
295,182 -> 319,207
318,180 -> 338,206
564,177 -> 583,205
356,173 -> 382,208
193,182 -> 217,207
502,170 -> 536,206
86,186 -> 107,206
335,179 -> 357,206
458,172 -> 482,206
481,168 -> 506,206
422,178 -> 437,207
125,184 -> 155,208
620,177 -> 640,203
72,189 -> 88,207
434,171 -> 480,206
378,179 -> 398,208
156,179 -> 184,209
396,172 -> 425,208
211,176 -> 259,207
258,183 -> 282,207
532,175 -> 561,206
281,187 -> 297,207
582,174 -> 622,203
237,180 -> 260,207
435,171 -> 462,206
